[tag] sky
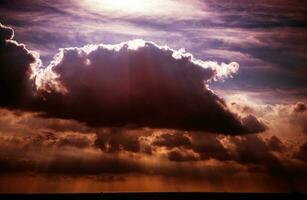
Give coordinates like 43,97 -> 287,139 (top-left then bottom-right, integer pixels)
0,0 -> 306,193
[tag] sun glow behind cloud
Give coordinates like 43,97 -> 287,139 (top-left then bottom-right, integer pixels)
97,0 -> 150,13
82,0 -> 207,18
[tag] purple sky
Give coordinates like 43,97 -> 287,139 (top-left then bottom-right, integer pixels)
1,0 -> 306,103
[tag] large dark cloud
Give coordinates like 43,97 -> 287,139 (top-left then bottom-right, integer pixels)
0,23 -> 265,134
31,39 -> 249,135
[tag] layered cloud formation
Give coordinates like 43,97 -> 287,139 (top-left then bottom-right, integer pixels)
0,105 -> 306,192
0,22 -> 265,134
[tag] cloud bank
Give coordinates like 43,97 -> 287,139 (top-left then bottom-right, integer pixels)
0,23 -> 265,134
0,106 -> 306,192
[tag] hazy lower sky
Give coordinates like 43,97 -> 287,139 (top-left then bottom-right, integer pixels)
0,0 -> 306,192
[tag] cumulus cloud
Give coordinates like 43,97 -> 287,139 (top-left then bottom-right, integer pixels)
30,39 -> 249,134
0,22 -> 265,134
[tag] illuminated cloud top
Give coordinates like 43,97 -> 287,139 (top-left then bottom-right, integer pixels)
1,23 -> 265,134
